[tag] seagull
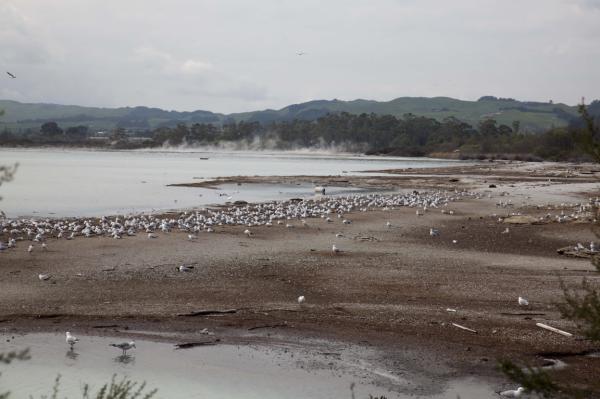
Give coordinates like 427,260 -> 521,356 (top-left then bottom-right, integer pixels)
332,244 -> 340,254
110,341 -> 136,355
6,71 -> 16,79
244,229 -> 252,237
297,295 -> 305,305
187,234 -> 197,240
147,233 -> 157,239
386,221 -> 392,228
41,243 -> 48,250
177,265 -> 194,272
297,52 -> 306,56
501,227 -> 510,234
27,244 -> 33,253
38,273 -> 51,281
66,332 -> 79,348
499,387 -> 525,397
518,296 -> 529,306
429,228 -> 440,237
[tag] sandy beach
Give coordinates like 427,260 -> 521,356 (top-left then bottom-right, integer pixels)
2,160 -> 600,394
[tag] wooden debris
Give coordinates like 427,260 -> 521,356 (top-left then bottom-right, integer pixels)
452,323 -> 477,334
536,323 -> 573,337
500,312 -> 546,316
175,340 -> 219,349
557,247 -> 594,259
92,324 -> 119,329
248,323 -> 288,331
178,309 -> 237,317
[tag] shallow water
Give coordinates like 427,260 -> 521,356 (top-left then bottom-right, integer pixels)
0,333 -> 498,399
0,148 -> 463,217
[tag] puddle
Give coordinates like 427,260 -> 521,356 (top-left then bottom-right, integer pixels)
0,334 -> 499,398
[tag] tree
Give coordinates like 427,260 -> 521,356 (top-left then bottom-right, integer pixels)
65,125 -> 89,140
40,121 -> 63,137
573,102 -> 600,162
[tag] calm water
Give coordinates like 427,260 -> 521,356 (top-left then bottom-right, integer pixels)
0,148 -> 463,218
0,333 -> 498,399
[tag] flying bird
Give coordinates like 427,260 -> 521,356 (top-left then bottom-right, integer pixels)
6,71 -> 16,79
297,52 -> 306,56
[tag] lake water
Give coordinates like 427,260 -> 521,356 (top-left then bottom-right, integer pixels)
0,333 -> 498,399
0,148 -> 463,218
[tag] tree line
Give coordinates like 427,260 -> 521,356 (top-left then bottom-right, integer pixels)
1,100 -> 599,161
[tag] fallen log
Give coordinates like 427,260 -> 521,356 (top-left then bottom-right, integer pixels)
500,312 -> 546,316
178,309 -> 237,317
248,323 -> 288,331
536,323 -> 573,337
451,323 -> 477,334
175,340 -> 219,349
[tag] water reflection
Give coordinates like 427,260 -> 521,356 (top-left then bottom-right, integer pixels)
65,349 -> 79,361
114,354 -> 135,365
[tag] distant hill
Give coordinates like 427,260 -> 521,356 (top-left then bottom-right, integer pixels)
0,96 -> 582,133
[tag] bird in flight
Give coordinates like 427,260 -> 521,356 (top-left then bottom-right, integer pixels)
6,71 -> 16,79
297,52 -> 306,56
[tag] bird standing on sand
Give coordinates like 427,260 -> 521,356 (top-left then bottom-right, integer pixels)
244,229 -> 252,237
501,227 -> 510,234
499,387 -> 525,397
41,243 -> 48,250
177,265 -> 194,272
38,273 -> 51,281
386,221 -> 392,228
110,341 -> 136,355
297,295 -> 305,305
187,234 -> 197,240
332,244 -> 340,254
518,296 -> 529,306
66,332 -> 79,348
429,228 -> 440,237
28,244 -> 33,253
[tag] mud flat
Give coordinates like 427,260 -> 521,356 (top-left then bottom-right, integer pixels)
1,160 -> 600,395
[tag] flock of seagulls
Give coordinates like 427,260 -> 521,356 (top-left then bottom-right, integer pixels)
66,332 -> 136,356
0,191 -> 477,253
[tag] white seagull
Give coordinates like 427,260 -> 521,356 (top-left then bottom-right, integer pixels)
518,296 -> 529,306
41,243 -> 48,250
332,244 -> 340,254
28,244 -> 33,253
66,332 -> 79,348
297,295 -> 305,305
244,229 -> 252,237
110,341 -> 136,355
429,228 -> 440,237
499,387 -> 525,397
38,273 -> 51,281
177,265 -> 194,272
187,234 -> 197,240
147,233 -> 158,239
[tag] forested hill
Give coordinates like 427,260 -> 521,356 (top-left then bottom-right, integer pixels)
0,96 -> 582,133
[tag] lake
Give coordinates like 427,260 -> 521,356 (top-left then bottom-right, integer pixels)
0,148 -> 463,218
0,333 -> 498,399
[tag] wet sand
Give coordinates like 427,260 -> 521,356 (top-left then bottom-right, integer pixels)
1,160 -> 600,394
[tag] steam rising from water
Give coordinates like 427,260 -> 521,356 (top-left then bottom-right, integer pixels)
156,135 -> 369,155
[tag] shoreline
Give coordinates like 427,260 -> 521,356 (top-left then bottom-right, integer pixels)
1,161 -> 600,394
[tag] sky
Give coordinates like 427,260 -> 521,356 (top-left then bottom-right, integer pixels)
1,0 -> 599,113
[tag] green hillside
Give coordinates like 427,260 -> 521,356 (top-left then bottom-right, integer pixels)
0,96 -> 581,133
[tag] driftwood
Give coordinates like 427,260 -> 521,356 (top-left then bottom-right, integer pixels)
248,323 -> 288,331
92,324 -> 119,329
556,247 -> 594,259
500,312 -> 546,316
451,323 -> 477,334
536,323 -> 573,337
537,349 -> 597,358
175,340 -> 219,349
178,309 -> 237,317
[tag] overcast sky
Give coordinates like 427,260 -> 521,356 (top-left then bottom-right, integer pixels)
1,0 -> 599,113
